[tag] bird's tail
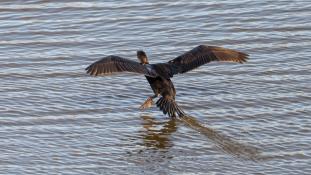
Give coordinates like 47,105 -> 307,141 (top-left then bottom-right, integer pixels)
156,96 -> 186,118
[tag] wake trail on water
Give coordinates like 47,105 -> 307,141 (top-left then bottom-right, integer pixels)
178,115 -> 262,161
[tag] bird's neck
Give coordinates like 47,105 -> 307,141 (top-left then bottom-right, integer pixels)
141,59 -> 149,64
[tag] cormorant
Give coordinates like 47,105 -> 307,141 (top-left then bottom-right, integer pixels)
85,45 -> 248,118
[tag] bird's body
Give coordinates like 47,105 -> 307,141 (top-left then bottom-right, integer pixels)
144,74 -> 181,117
85,45 -> 249,118
145,75 -> 176,98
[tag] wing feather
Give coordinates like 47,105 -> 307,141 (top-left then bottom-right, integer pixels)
168,45 -> 249,74
85,55 -> 156,77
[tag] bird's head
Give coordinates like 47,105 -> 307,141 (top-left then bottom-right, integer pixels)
137,50 -> 149,64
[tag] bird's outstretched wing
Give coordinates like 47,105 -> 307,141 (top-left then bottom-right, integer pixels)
85,55 -> 156,77
168,45 -> 249,74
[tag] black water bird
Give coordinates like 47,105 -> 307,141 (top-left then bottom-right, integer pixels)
85,45 -> 249,118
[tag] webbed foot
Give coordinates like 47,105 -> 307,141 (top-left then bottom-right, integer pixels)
139,97 -> 154,110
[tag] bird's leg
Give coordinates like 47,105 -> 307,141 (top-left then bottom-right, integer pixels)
139,94 -> 158,110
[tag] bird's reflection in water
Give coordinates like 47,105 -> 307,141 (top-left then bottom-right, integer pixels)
129,115 -> 176,174
139,115 -> 177,150
133,115 -> 261,167
140,115 -> 261,160
179,115 -> 261,161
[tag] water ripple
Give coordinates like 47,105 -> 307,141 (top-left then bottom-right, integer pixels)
1,0 -> 311,174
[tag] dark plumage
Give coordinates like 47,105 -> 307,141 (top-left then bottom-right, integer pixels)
85,45 -> 249,118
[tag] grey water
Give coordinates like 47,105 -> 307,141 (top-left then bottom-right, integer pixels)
1,0 -> 311,174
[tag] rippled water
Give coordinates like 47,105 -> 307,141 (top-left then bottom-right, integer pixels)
1,0 -> 311,174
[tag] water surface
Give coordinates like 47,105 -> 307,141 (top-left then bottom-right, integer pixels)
1,0 -> 311,174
